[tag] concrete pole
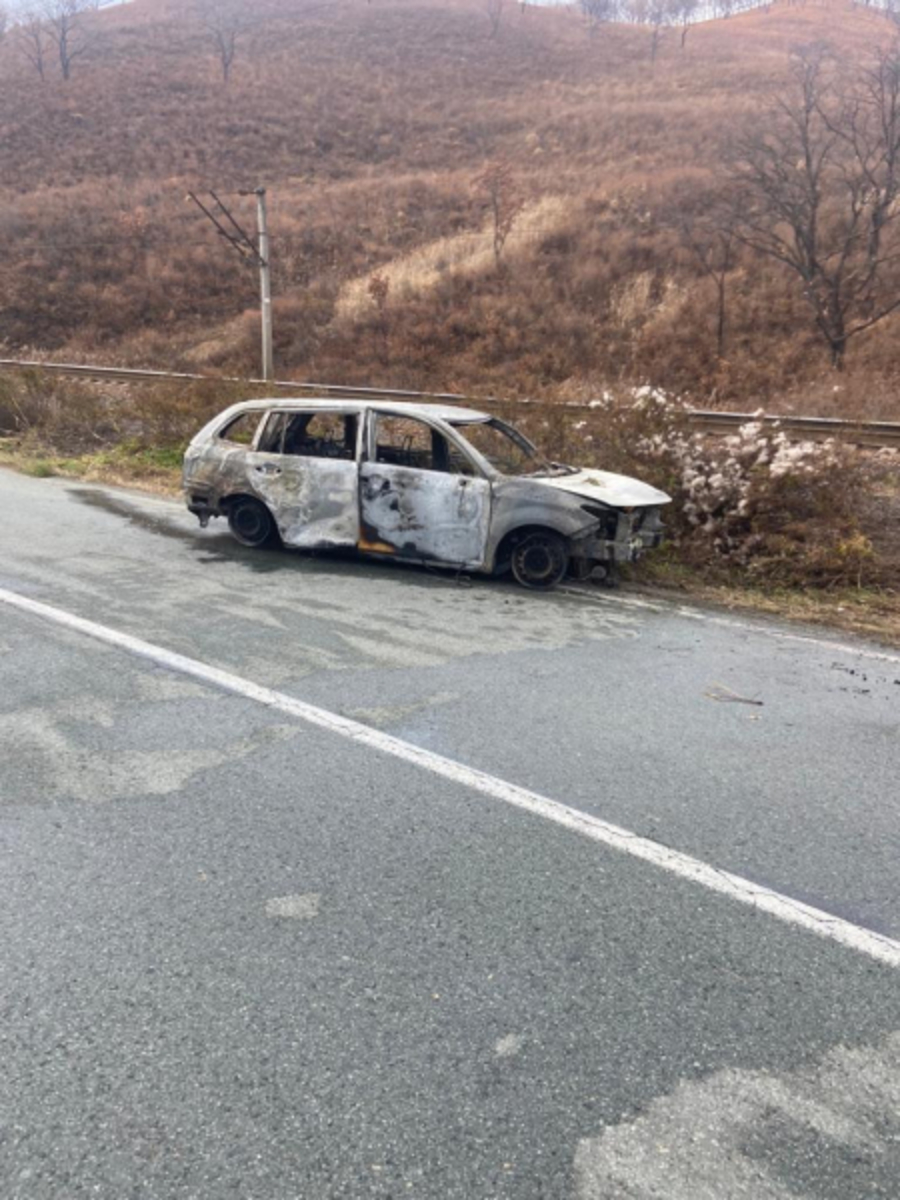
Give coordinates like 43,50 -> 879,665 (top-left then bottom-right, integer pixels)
255,188 -> 274,382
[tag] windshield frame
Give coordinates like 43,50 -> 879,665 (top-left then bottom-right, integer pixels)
448,416 -> 555,479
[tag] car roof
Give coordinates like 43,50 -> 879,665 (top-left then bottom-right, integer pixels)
231,398 -> 492,424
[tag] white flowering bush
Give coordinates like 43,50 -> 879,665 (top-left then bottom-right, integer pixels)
516,390 -> 876,588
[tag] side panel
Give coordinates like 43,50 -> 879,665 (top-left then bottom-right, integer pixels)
248,453 -> 360,549
184,441 -> 254,493
359,464 -> 491,568
183,410 -> 266,494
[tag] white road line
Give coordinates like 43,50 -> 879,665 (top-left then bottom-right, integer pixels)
3,584 -> 900,970
558,586 -> 900,666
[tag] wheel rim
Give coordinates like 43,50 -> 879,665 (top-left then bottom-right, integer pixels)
232,502 -> 270,545
511,535 -> 567,588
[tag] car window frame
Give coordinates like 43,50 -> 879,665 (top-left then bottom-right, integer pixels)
254,407 -> 364,461
216,409 -> 266,448
364,410 -> 485,478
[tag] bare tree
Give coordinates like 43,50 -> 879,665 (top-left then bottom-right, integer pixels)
647,0 -> 669,62
580,0 -> 619,37
627,0 -> 670,61
730,44 -> 900,368
679,207 -> 739,361
41,0 -> 98,82
474,160 -> 524,267
485,0 -> 505,39
15,8 -> 50,80
669,0 -> 698,47
194,0 -> 255,84
366,272 -> 391,365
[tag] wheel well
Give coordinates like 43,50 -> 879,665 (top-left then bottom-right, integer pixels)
220,493 -> 282,545
493,525 -> 570,571
220,492 -> 263,511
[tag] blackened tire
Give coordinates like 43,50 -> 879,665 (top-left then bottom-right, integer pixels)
510,531 -> 569,590
227,497 -> 277,548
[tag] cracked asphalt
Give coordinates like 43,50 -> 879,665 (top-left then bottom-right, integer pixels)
1,467 -> 899,1199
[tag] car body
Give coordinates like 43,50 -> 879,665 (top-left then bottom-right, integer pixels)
182,398 -> 671,588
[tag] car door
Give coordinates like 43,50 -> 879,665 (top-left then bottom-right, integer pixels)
359,412 -> 491,568
246,409 -> 361,548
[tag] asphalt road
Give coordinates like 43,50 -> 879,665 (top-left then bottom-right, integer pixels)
1,466 -> 899,1200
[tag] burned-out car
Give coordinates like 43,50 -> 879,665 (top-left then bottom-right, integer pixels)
183,399 -> 670,589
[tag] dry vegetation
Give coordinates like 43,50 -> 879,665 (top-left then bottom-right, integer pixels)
0,0 -> 899,415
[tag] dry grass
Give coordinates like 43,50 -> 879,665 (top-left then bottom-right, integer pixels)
631,569 -> 900,648
1,0 -> 900,413
334,196 -> 571,320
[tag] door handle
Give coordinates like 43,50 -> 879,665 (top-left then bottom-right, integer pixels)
254,464 -> 282,477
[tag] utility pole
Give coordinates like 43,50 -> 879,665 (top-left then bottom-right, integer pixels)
187,186 -> 275,382
251,188 -> 274,383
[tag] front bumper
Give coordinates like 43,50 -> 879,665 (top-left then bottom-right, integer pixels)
577,508 -> 665,564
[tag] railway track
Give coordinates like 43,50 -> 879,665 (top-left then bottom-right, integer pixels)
2,357 -> 898,449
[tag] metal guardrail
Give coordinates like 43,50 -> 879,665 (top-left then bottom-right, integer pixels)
1,357 -> 898,448
687,410 -> 900,450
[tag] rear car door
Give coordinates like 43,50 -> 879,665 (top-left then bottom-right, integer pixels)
247,409 -> 361,548
359,412 -> 491,568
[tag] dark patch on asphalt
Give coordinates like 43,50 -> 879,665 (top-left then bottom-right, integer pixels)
69,488 -> 210,546
66,484 -> 624,601
68,487 -> 310,573
66,486 -> 479,588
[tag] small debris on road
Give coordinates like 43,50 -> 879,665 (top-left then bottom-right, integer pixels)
704,683 -> 764,707
265,893 -> 321,920
495,1034 -> 525,1059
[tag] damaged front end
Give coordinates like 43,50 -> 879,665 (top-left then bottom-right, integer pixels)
569,503 -> 666,581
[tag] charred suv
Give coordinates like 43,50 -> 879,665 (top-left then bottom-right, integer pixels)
183,399 -> 670,589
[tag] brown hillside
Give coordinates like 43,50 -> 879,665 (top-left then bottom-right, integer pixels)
1,0 -> 899,413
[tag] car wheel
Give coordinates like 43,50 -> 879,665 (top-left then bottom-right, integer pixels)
510,531 -> 569,590
227,497 -> 276,548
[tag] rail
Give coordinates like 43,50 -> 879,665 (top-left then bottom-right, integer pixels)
1,358 -> 898,449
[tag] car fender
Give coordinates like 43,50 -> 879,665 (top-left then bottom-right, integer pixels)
486,479 -> 600,570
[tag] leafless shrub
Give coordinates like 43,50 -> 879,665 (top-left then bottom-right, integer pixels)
474,160 -> 525,268
0,372 -> 117,449
0,371 -> 262,451
127,380 -> 257,446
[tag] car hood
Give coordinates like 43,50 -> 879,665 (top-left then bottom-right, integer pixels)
532,468 -> 671,509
